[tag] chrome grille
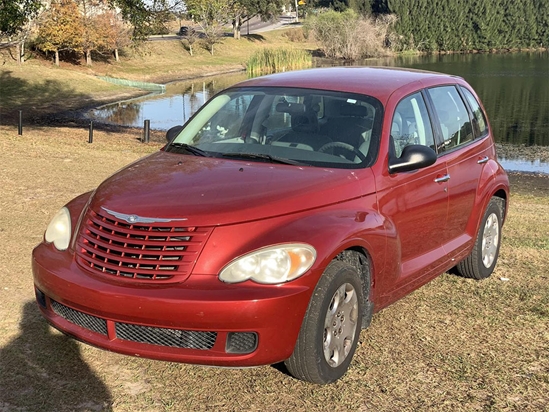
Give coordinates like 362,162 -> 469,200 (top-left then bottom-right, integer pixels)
75,208 -> 212,282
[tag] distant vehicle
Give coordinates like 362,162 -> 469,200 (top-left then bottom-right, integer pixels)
33,67 -> 509,384
177,26 -> 188,36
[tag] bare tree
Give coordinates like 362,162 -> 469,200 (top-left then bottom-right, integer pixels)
230,0 -> 284,40
182,27 -> 199,56
186,0 -> 231,55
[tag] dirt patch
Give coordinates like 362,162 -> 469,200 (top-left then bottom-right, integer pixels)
508,172 -> 549,197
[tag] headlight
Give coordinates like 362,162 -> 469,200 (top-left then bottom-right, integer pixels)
219,243 -> 316,284
45,207 -> 71,251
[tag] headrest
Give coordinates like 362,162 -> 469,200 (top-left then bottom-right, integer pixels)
276,102 -> 305,115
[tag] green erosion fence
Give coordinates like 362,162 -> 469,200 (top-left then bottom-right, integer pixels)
98,76 -> 166,92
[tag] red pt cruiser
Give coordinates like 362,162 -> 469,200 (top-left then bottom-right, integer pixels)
32,67 -> 509,384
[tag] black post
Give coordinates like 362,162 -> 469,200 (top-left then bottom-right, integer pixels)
18,110 -> 23,135
143,119 -> 150,143
88,121 -> 93,143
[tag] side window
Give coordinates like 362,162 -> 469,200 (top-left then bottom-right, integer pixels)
427,86 -> 473,151
460,87 -> 488,138
391,92 -> 435,158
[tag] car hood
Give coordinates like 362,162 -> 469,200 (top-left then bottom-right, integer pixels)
89,151 -> 373,226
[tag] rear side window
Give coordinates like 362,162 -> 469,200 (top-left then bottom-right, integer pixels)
460,87 -> 488,138
391,92 -> 435,158
427,86 -> 473,152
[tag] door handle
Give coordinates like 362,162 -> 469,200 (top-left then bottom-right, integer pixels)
477,156 -> 489,164
434,174 -> 451,183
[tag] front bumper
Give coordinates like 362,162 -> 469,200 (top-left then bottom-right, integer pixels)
32,243 -> 314,367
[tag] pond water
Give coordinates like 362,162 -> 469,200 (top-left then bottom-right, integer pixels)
88,51 -> 549,173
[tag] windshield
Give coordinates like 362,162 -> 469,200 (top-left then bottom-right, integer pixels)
166,87 -> 383,169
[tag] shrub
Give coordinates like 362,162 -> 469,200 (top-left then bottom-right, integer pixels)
282,28 -> 307,43
305,10 -> 396,59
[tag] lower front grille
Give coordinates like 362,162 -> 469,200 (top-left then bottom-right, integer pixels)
51,300 -> 107,335
49,299 -> 217,351
116,322 -> 217,350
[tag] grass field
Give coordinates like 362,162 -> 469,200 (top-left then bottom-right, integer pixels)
0,124 -> 547,411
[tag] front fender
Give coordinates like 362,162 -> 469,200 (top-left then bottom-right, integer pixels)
194,195 -> 387,294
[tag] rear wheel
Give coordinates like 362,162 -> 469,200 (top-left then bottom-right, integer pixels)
456,197 -> 503,279
285,261 -> 364,384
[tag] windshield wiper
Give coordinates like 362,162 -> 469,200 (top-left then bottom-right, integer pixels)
221,152 -> 306,166
167,143 -> 209,157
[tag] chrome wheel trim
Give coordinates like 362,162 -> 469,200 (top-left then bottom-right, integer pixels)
481,212 -> 499,268
323,283 -> 359,368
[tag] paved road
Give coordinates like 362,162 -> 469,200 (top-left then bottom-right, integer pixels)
246,15 -> 297,34
148,15 -> 298,41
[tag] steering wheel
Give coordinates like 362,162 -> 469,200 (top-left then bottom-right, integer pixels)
318,141 -> 367,162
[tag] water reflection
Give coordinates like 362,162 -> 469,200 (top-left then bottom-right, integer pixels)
88,72 -> 248,130
498,158 -> 549,175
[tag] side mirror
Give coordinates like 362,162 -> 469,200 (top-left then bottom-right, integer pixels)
166,125 -> 184,142
388,144 -> 437,174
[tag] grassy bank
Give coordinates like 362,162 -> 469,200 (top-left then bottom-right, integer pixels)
0,29 -> 317,125
0,124 -> 547,411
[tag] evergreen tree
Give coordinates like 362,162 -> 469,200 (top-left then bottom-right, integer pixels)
384,0 -> 549,52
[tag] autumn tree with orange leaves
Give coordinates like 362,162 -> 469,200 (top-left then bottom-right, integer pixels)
96,11 -> 132,62
36,0 -> 132,65
36,0 -> 83,66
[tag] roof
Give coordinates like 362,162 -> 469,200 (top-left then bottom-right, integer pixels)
234,67 -> 463,102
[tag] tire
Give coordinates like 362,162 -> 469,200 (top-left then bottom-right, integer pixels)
284,261 -> 364,384
456,197 -> 503,280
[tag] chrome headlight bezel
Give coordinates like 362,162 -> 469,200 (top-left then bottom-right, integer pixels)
44,207 -> 71,251
219,243 -> 317,285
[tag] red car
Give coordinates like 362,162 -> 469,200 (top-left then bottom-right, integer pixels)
32,67 -> 509,384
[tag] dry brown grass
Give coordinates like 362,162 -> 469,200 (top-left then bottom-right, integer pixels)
0,124 -> 547,411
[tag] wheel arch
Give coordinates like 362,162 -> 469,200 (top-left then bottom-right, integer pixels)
492,188 -> 508,222
334,247 -> 374,329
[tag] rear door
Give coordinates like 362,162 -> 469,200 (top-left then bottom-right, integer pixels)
426,85 -> 491,257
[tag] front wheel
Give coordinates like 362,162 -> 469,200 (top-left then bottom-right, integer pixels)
456,197 -> 503,279
284,261 -> 364,384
